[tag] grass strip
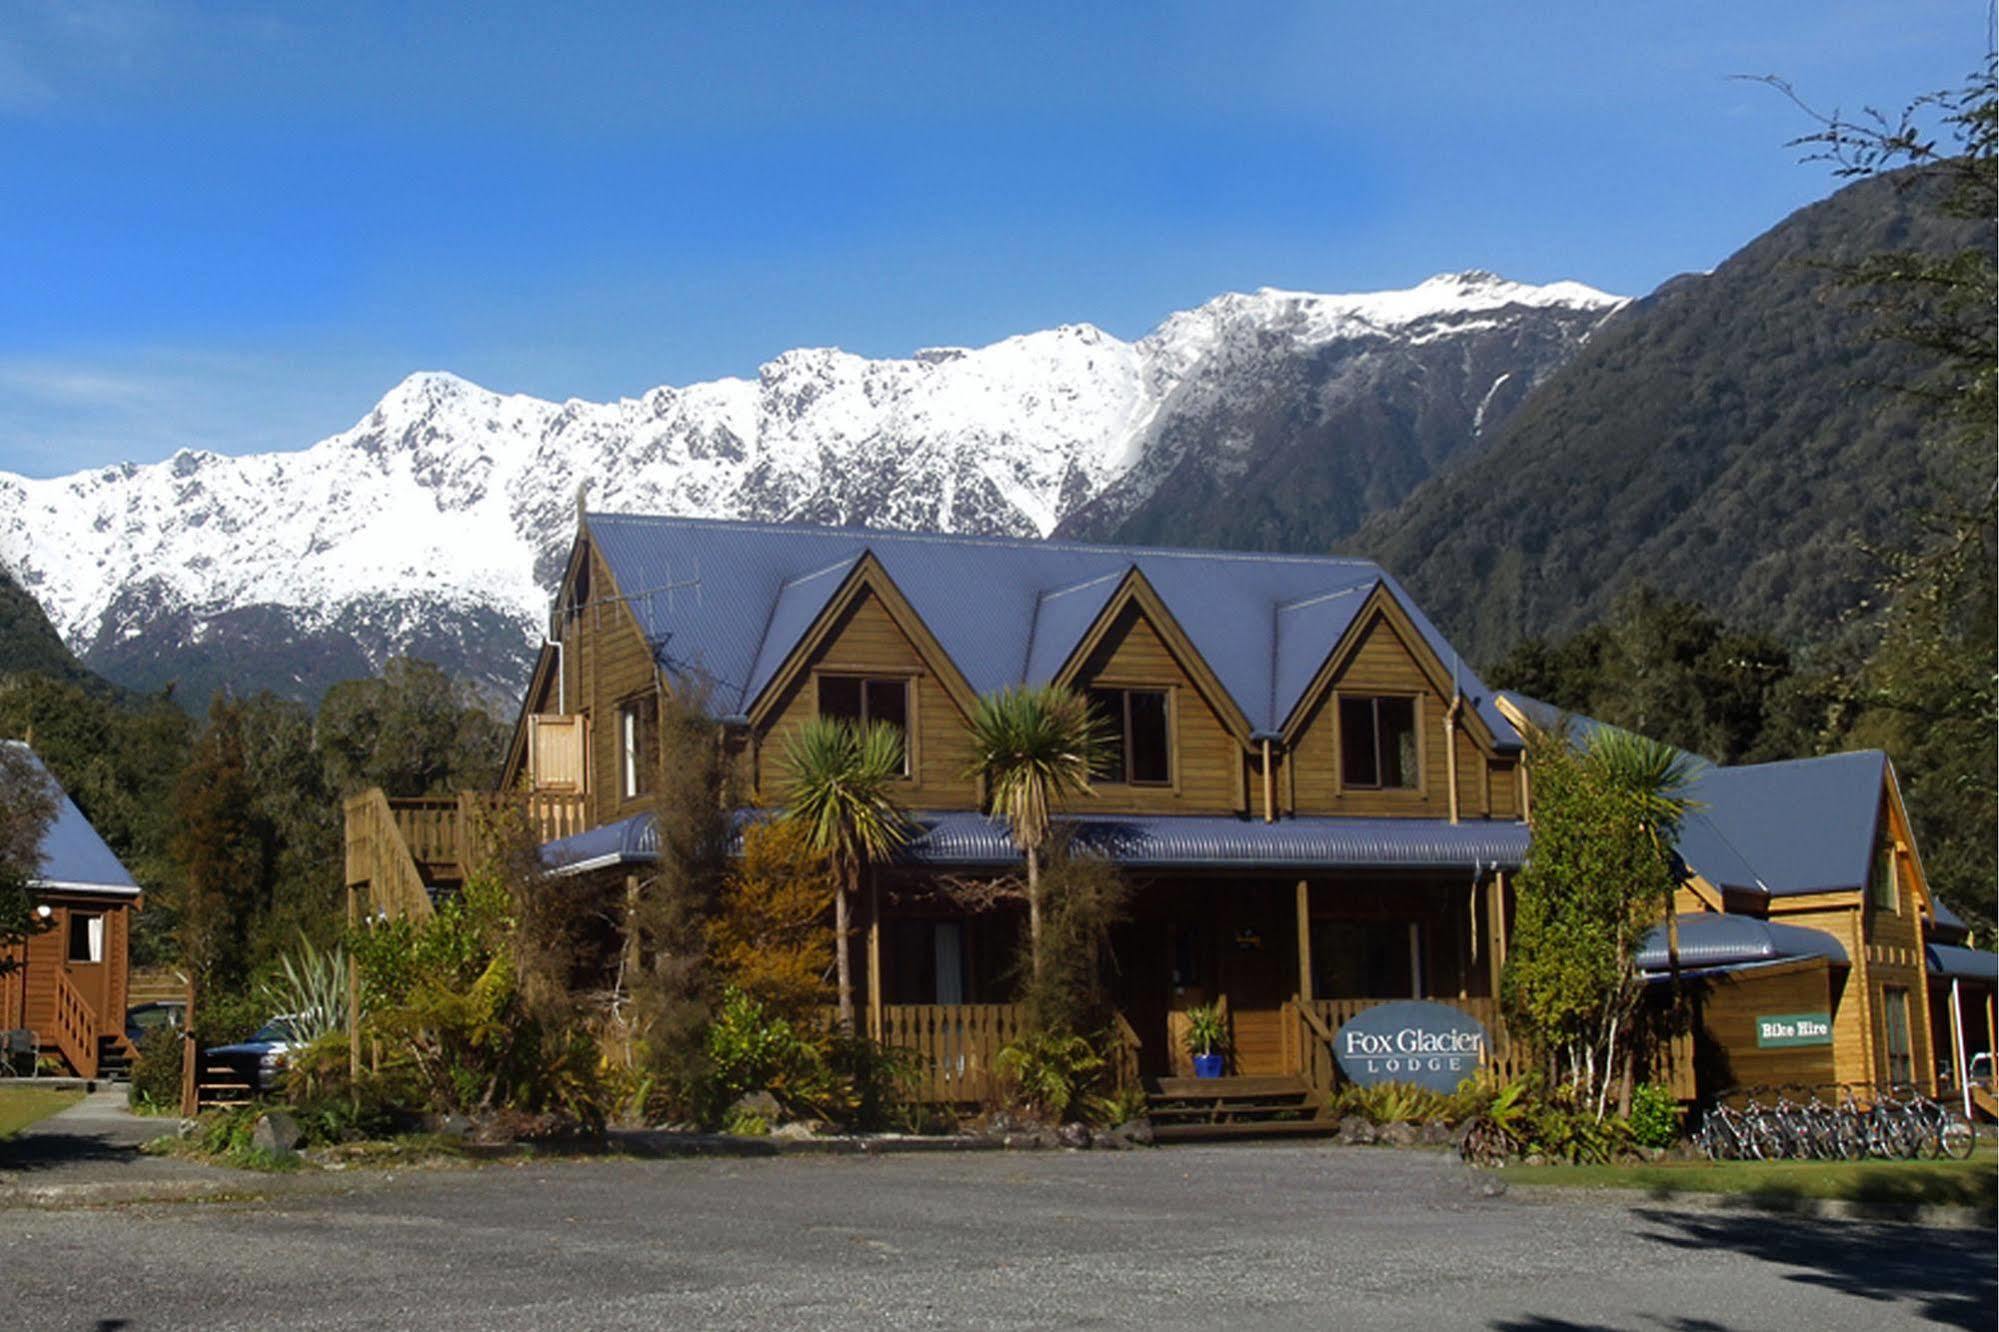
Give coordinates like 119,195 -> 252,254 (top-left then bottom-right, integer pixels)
1504,1147 -> 1996,1211
0,1086 -> 84,1138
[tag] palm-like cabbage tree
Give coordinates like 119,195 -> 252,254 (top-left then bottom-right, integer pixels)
1583,725 -> 1702,1009
964,684 -> 1105,977
780,716 -> 910,1031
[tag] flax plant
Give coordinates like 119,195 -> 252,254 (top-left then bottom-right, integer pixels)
963,684 -> 1105,978
780,716 -> 910,1031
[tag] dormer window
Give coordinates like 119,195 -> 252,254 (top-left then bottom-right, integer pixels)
1087,687 -> 1171,786
1870,840 -> 1897,913
817,675 -> 910,776
1340,695 -> 1418,790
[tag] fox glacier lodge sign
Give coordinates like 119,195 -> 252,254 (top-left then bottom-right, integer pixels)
1332,1001 -> 1489,1093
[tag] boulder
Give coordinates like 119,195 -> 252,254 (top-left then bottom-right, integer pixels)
1378,1121 -> 1420,1149
1057,1122 -> 1091,1150
770,1121 -> 820,1142
729,1091 -> 782,1122
1336,1115 -> 1377,1145
1418,1120 -> 1455,1147
1114,1118 -> 1156,1147
427,1112 -> 474,1140
1090,1129 -> 1133,1151
251,1111 -> 302,1158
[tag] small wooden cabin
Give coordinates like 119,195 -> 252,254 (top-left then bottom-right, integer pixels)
1501,693 -> 1992,1109
0,742 -> 139,1078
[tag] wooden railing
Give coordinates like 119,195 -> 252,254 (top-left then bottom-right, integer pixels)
344,789 -> 436,921
1108,1011 -> 1143,1093
877,1003 -> 1026,1104
343,789 -> 593,923
50,966 -> 96,1079
1283,995 -> 1528,1093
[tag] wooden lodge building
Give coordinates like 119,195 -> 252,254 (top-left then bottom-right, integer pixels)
0,742 -> 140,1079
343,513 -> 1993,1114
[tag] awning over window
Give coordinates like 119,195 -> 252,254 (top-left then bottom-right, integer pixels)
1926,943 -> 1998,984
542,809 -> 1530,877
1636,914 -> 1848,975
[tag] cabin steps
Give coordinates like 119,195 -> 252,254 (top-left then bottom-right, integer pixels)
1144,1075 -> 1337,1143
94,1034 -> 134,1082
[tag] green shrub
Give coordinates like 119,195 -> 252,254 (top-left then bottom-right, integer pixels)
1625,1082 -> 1681,1148
1329,1081 -> 1452,1125
995,1029 -> 1104,1122
128,1024 -> 184,1113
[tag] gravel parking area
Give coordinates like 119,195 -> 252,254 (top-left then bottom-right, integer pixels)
3,1143 -> 1988,1330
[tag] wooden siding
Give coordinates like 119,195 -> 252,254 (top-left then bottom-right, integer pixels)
0,895 -> 132,1074
757,587 -> 979,808
533,540 -> 665,828
1062,602 -> 1244,815
1291,611 -> 1453,817
1690,961 -> 1839,1092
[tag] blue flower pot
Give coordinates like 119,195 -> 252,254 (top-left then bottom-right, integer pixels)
1193,1052 -> 1225,1079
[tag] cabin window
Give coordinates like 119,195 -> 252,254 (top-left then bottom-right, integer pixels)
66,912 -> 103,964
816,675 -> 910,775
1882,986 -> 1913,1085
1086,688 -> 1171,786
619,704 -> 640,799
1870,841 -> 1897,913
1339,695 -> 1418,790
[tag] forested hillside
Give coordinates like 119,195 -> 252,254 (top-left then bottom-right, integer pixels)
1349,167 -> 1990,667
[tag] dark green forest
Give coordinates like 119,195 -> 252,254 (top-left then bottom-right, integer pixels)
0,655 -> 505,1026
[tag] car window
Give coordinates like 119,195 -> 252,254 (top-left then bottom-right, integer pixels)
251,1020 -> 297,1043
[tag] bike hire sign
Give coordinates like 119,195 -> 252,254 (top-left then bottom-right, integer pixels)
1755,1012 -> 1832,1049
1332,1001 -> 1489,1094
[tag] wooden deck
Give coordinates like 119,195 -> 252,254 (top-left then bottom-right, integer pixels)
343,789 -> 588,920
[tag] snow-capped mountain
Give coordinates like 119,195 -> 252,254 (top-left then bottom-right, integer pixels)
0,271 -> 1624,705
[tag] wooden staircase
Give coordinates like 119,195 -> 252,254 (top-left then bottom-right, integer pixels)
1145,1075 -> 1337,1142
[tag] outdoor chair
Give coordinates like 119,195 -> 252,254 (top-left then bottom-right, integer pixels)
0,1028 -> 37,1077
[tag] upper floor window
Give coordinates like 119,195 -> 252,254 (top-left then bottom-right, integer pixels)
817,675 -> 910,775
1087,687 -> 1171,786
617,696 -> 657,800
1340,695 -> 1418,790
1870,840 -> 1898,913
67,911 -> 103,964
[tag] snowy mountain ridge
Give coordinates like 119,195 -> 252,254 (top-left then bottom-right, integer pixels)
0,271 -> 1625,703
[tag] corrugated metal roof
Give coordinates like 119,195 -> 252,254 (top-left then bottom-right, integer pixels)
1930,897 -> 1970,940
1926,943 -> 1998,984
1636,914 -> 1848,973
542,808 -> 1529,875
586,513 -> 1520,746
541,812 -> 659,877
903,811 -> 1529,870
1680,751 -> 1887,896
5,741 -> 140,896
1498,693 -> 1889,901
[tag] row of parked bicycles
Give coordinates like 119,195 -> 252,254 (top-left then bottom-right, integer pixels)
1694,1083 -> 1979,1162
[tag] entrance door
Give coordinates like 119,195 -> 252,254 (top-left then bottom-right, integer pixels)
1218,888 -> 1288,1075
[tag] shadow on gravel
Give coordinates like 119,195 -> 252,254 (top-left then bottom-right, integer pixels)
1491,1318 -> 1729,1331
1628,1208 -> 1994,1331
0,1128 -> 147,1175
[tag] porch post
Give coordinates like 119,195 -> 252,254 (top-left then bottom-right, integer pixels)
1949,979 -> 1970,1118
1295,880 -> 1313,1003
867,871 -> 883,1042
1487,872 -> 1507,1000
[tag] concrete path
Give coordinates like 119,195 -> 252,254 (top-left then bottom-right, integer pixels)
0,1088 -> 258,1203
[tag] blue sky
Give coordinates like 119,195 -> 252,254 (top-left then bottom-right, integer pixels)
0,1 -> 1985,475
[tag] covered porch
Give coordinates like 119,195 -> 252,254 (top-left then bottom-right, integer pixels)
846,811 -> 1531,1103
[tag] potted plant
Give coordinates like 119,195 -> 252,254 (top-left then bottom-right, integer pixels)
1185,1002 -> 1228,1078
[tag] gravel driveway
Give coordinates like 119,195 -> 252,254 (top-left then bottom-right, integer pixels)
2,1142 -> 1987,1330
